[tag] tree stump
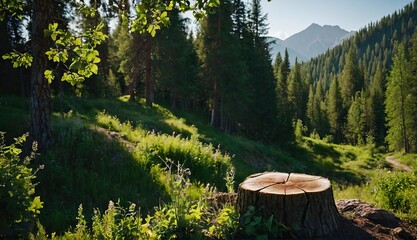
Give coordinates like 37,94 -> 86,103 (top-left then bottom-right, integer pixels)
237,172 -> 340,238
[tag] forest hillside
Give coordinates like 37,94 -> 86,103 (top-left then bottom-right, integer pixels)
0,0 -> 417,239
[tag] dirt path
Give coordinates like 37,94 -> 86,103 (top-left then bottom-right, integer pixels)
386,156 -> 412,172
94,126 -> 136,151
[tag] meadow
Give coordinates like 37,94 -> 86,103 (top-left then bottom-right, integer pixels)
1,95 -> 416,238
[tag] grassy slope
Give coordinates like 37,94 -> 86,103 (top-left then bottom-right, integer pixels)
1,95 -> 413,231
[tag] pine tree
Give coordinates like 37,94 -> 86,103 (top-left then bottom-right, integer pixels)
155,8 -> 200,109
306,84 -> 315,132
273,52 -> 282,79
232,0 -> 246,38
326,76 -> 343,142
406,30 -> 417,151
314,79 -> 328,136
104,69 -> 121,97
369,63 -> 386,145
288,58 -> 303,120
29,0 -> 54,151
199,0 -> 251,134
340,47 -> 362,109
245,0 -> 277,141
275,48 -> 292,141
306,81 -> 327,137
385,43 -> 412,152
111,6 -> 145,101
346,92 -> 366,145
276,48 -> 290,102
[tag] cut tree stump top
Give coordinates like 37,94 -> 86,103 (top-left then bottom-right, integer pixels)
240,172 -> 331,195
237,172 -> 340,238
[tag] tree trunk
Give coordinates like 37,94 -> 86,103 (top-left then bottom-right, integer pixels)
30,0 -> 53,152
145,34 -> 152,107
128,78 -> 137,102
237,172 -> 340,238
210,77 -> 218,126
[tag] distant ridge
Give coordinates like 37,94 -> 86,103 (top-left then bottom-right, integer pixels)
270,23 -> 354,64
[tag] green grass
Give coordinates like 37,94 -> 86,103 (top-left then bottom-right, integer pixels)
1,94 -> 416,232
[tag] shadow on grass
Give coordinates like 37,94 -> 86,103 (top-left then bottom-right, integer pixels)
36,117 -> 169,233
288,140 -> 364,185
53,96 -> 195,139
161,107 -> 364,185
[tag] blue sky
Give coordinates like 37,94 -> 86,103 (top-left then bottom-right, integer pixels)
261,0 -> 413,39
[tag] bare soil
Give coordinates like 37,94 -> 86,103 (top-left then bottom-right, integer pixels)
386,156 -> 412,172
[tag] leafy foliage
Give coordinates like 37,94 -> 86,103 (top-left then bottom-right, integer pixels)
2,51 -> 33,68
0,133 -> 43,235
373,171 -> 416,212
44,22 -> 107,86
31,158 -> 240,240
0,0 -> 24,21
205,206 -> 239,239
239,206 -> 288,239
385,42 -> 417,153
132,0 -> 220,36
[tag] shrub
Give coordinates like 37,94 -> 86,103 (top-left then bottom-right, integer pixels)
372,171 -> 416,212
205,205 -> 239,239
293,119 -> 307,142
0,132 -> 43,237
239,206 -> 288,239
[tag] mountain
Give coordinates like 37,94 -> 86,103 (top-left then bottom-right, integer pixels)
270,23 -> 354,63
300,1 -> 417,146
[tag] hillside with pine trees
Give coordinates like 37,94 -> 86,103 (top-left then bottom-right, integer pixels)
295,1 -> 417,151
1,0 -> 417,238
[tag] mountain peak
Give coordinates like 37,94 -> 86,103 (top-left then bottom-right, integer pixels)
270,23 -> 354,64
308,23 -> 321,28
323,24 -> 343,30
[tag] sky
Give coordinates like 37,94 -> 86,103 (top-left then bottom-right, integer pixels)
261,0 -> 413,39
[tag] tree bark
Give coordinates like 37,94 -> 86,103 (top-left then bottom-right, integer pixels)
30,0 -> 53,152
237,172 -> 340,238
145,33 -> 152,106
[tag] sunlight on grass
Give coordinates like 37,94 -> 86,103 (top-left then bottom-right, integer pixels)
397,153 -> 417,171
3,95 -> 417,231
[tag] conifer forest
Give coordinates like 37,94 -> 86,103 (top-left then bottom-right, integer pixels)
1,0 -> 417,239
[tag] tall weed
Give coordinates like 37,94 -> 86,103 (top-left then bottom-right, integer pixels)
372,170 -> 416,212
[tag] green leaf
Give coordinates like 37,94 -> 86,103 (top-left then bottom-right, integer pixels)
136,4 -> 146,14
11,146 -> 22,155
51,23 -> 58,31
28,196 -> 43,215
90,64 -> 98,75
208,0 -> 220,7
75,38 -> 82,46
160,11 -> 169,25
166,1 -> 174,11
148,25 -> 157,37
59,50 -> 68,62
87,51 -> 97,62
96,22 -> 105,31
51,33 -> 57,41
160,11 -> 167,18
44,70 -> 55,84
